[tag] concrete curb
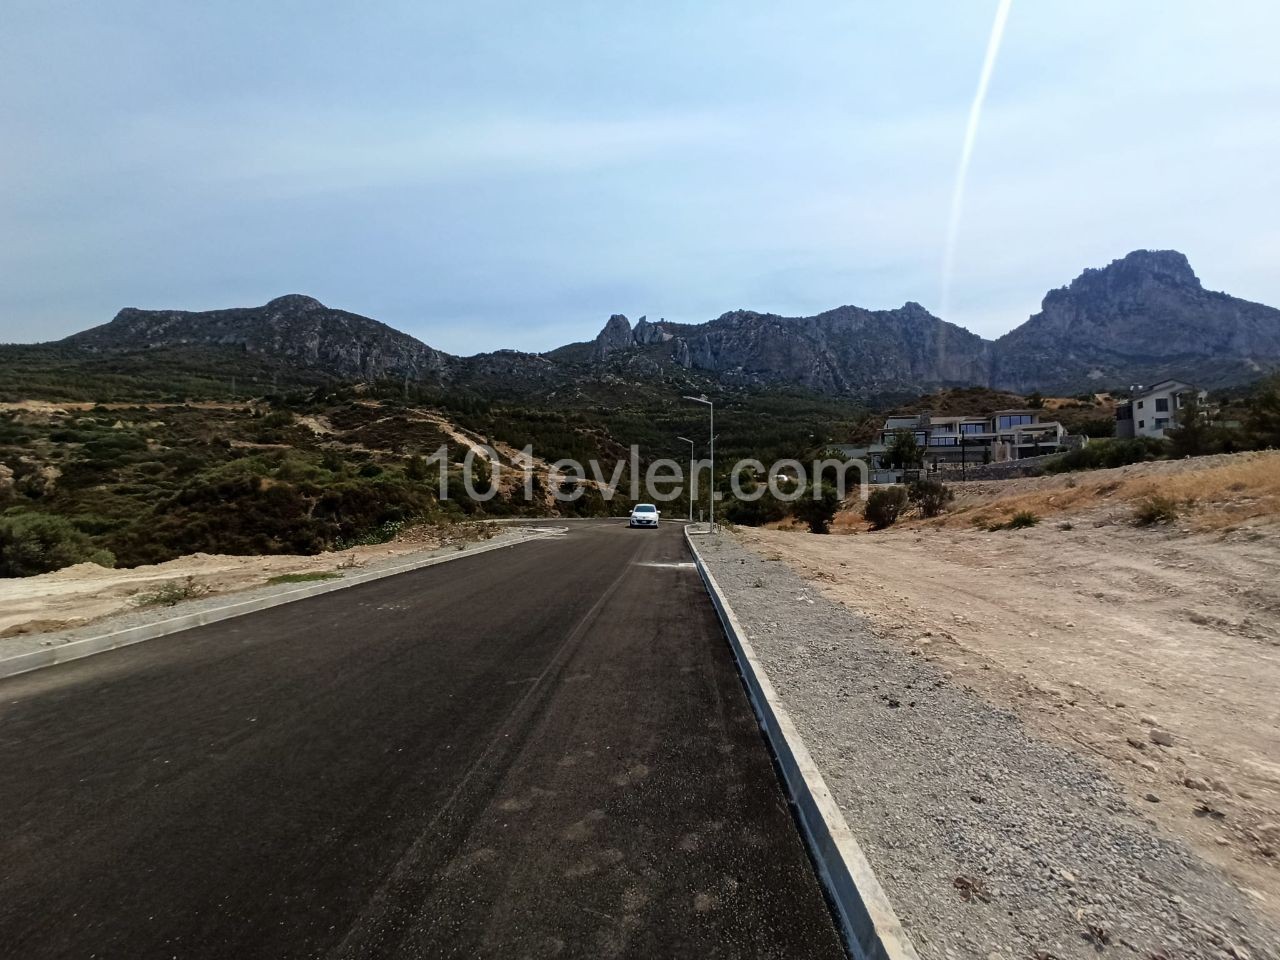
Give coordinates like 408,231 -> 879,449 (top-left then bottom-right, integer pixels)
685,528 -> 921,960
0,530 -> 556,682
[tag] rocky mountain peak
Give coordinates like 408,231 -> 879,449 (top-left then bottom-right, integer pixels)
994,249 -> 1279,393
592,314 -> 634,359
1047,249 -> 1201,307
264,294 -> 327,312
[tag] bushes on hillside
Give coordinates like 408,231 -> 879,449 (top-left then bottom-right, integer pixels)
791,483 -> 841,534
106,460 -> 440,567
1245,374 -> 1280,449
864,486 -> 908,529
723,471 -> 788,527
907,479 -> 954,518
1133,496 -> 1180,526
0,512 -> 115,577
1044,437 -> 1167,474
985,510 -> 1040,531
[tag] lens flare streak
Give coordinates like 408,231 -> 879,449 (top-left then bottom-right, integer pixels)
941,0 -> 1015,320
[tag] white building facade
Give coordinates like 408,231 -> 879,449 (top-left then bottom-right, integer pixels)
1115,380 -> 1206,439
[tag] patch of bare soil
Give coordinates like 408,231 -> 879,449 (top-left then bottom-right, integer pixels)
745,456 -> 1280,923
0,527 -> 477,640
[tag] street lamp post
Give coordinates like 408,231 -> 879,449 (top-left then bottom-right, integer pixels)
683,395 -> 714,530
676,436 -> 696,522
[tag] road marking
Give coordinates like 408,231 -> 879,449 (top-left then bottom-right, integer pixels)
636,561 -> 696,570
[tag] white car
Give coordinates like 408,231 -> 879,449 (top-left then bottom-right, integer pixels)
628,503 -> 660,528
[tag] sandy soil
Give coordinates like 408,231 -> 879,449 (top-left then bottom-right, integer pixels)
0,529 -> 469,640
744,456 -> 1280,922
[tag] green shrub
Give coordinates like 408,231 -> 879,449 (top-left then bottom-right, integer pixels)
907,478 -> 955,518
724,471 -> 788,527
0,512 -> 116,577
1133,496 -> 1180,526
335,518 -> 411,549
792,483 -> 841,534
864,486 -> 908,529
135,576 -> 210,607
1075,417 -> 1117,439
987,510 -> 1040,531
1044,437 -> 1167,474
258,410 -> 295,429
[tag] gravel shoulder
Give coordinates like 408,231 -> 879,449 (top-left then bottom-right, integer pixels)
700,531 -> 1280,960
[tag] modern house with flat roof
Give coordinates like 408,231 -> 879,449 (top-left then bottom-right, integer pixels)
834,408 -> 1069,480
1115,380 -> 1206,439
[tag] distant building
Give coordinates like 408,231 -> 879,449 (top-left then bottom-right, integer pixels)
833,408 -> 1068,481
1115,380 -> 1206,439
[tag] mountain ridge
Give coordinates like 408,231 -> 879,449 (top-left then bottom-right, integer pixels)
32,249 -> 1280,397
586,250 -> 1280,393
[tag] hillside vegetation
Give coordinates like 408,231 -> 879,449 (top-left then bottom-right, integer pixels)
0,380 -> 867,575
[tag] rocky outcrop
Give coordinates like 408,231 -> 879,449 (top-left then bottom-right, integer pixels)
591,314 -> 675,359
590,314 -> 636,360
632,317 -> 672,346
589,302 -> 993,393
991,251 -> 1280,393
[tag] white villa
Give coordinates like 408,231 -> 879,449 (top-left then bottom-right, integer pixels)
1115,380 -> 1206,439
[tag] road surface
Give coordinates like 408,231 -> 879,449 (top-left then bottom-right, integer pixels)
0,521 -> 845,959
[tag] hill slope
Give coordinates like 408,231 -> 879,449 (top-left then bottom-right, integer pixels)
64,294 -> 451,384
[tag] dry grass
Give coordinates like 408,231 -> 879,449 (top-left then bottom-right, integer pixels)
833,452 -> 1280,533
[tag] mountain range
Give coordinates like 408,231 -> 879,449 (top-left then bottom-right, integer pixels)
23,250 -> 1280,399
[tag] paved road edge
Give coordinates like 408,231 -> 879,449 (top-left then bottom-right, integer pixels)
685,527 -> 921,960
0,530 -> 556,682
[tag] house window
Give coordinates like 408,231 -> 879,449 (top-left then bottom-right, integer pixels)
997,414 -> 1033,429
1138,420 -> 1145,428
1155,418 -> 1169,429
1137,400 -> 1145,409
929,437 -> 958,446
1155,398 -> 1169,412
960,423 -> 985,435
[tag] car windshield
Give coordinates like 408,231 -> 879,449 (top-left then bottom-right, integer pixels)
634,505 -> 657,513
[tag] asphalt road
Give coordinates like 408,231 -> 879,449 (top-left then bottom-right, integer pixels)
0,521 -> 846,959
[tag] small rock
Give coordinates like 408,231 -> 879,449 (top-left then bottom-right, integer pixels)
1126,737 -> 1147,751
1150,729 -> 1175,747
1145,793 -> 1161,803
1183,777 -> 1210,792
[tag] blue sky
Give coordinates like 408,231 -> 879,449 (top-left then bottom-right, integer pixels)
3,1 -> 1278,355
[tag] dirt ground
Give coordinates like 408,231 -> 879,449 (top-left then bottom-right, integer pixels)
0,523 -> 489,640
745,452 -> 1280,923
